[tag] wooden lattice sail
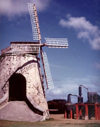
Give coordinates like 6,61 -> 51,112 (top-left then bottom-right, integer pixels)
0,2 -> 68,122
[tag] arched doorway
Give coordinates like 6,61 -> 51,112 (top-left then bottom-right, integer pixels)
9,73 -> 26,101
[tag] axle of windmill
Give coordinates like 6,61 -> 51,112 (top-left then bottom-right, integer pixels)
27,2 -> 69,89
0,2 -> 69,122
7,41 -> 68,48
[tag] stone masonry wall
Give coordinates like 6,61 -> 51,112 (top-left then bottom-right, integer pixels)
0,53 -> 48,112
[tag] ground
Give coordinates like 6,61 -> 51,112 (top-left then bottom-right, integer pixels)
0,114 -> 100,127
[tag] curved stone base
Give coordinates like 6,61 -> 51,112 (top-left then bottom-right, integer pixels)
0,101 -> 44,122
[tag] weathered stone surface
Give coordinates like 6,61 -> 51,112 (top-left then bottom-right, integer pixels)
0,101 -> 44,122
0,42 -> 49,121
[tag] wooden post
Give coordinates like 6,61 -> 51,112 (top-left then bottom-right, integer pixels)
64,110 -> 67,119
85,104 -> 88,120
95,104 -> 98,120
79,109 -> 82,119
70,109 -> 73,119
76,104 -> 79,120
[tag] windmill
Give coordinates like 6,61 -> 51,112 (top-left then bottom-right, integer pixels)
0,2 -> 68,122
28,3 -> 68,89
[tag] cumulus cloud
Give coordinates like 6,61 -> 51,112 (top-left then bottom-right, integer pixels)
46,79 -> 79,101
0,0 -> 51,17
59,15 -> 100,50
46,76 -> 100,101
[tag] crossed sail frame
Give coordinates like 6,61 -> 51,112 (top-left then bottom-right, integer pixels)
28,3 -> 68,89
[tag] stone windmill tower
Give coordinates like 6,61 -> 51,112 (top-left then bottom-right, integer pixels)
0,3 -> 68,122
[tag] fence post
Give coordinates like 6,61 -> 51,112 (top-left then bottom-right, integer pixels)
95,104 -> 98,120
85,104 -> 88,120
70,109 -> 73,119
76,104 -> 79,120
64,110 -> 67,119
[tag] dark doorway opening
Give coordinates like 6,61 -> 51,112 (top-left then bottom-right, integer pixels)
9,73 -> 43,115
9,73 -> 26,101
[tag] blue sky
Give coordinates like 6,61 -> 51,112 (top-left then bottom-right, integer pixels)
0,0 -> 100,102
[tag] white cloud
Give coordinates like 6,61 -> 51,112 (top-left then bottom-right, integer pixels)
33,0 -> 51,11
46,76 -> 100,101
0,0 -> 51,17
59,15 -> 100,50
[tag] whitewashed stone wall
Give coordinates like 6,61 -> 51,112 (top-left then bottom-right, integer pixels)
0,43 -> 48,119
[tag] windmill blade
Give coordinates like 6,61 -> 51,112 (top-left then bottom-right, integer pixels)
45,38 -> 68,48
43,52 -> 54,89
40,49 -> 54,89
28,3 -> 41,41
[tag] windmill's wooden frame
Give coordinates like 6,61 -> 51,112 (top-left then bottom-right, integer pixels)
28,3 -> 68,89
0,2 -> 68,122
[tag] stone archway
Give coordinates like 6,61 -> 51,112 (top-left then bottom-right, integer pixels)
9,73 -> 26,101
